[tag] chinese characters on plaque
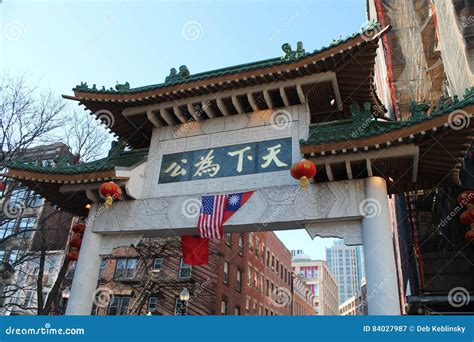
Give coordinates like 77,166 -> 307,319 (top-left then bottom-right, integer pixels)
158,138 -> 292,184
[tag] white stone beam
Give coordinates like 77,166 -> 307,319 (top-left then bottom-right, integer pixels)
146,110 -> 162,127
263,90 -> 274,109
231,95 -> 244,114
247,93 -> 259,112
216,98 -> 230,116
279,87 -> 290,107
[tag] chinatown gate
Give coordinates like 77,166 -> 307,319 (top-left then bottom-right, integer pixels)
7,24 -> 474,316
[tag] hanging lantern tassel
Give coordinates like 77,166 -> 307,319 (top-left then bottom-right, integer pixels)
99,181 -> 122,208
290,159 -> 317,188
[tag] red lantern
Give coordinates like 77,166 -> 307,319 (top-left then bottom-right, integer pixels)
69,234 -> 82,249
457,190 -> 474,208
72,223 -> 85,234
99,181 -> 122,208
460,209 -> 474,225
290,159 -> 317,188
67,247 -> 79,261
465,229 -> 474,242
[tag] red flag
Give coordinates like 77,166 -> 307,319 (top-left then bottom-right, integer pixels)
181,236 -> 209,266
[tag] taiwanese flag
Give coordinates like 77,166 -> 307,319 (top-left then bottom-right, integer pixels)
181,235 -> 209,266
222,191 -> 254,223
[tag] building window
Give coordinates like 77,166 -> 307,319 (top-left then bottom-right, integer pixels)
253,271 -> 258,288
276,259 -> 279,274
225,233 -> 231,246
249,233 -> 253,253
280,264 -> 283,279
148,297 -> 158,312
238,234 -> 244,255
271,255 -> 275,271
220,299 -> 227,315
10,188 -> 27,203
27,192 -> 42,207
108,296 -> 130,315
261,244 -> 265,264
18,217 -> 36,238
23,290 -> 34,307
153,257 -> 163,271
266,279 -> 270,297
99,258 -> 106,278
0,219 -> 16,239
253,301 -> 257,315
245,296 -> 250,315
234,305 -> 240,315
179,258 -> 192,279
115,258 -> 137,279
236,269 -> 242,292
266,250 -> 270,267
260,274 -> 264,293
223,261 -> 230,285
247,265 -> 252,286
255,239 -> 259,258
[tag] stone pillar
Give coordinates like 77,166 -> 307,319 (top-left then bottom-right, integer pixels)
65,204 -> 102,315
361,177 -> 401,315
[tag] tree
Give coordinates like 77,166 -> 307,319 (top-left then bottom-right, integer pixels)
0,73 -> 112,315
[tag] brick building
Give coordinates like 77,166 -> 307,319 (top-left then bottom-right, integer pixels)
83,231 -> 293,316
291,272 -> 317,315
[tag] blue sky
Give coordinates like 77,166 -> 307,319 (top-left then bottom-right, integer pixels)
1,0 -> 367,259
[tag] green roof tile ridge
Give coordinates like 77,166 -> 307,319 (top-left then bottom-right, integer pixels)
9,148 -> 149,175
72,23 -> 383,95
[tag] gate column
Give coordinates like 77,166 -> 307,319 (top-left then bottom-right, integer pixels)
66,204 -> 102,315
362,176 -> 401,315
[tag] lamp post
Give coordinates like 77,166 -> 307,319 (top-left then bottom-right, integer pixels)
177,288 -> 190,316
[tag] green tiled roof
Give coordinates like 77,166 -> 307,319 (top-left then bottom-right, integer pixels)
301,88 -> 474,146
72,22 -> 382,95
9,149 -> 149,175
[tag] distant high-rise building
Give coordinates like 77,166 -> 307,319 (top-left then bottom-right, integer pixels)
291,254 -> 338,316
326,241 -> 365,305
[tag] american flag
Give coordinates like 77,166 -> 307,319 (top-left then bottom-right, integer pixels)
198,195 -> 227,239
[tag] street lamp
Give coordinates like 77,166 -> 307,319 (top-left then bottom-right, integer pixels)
177,288 -> 190,316
180,288 -> 190,302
